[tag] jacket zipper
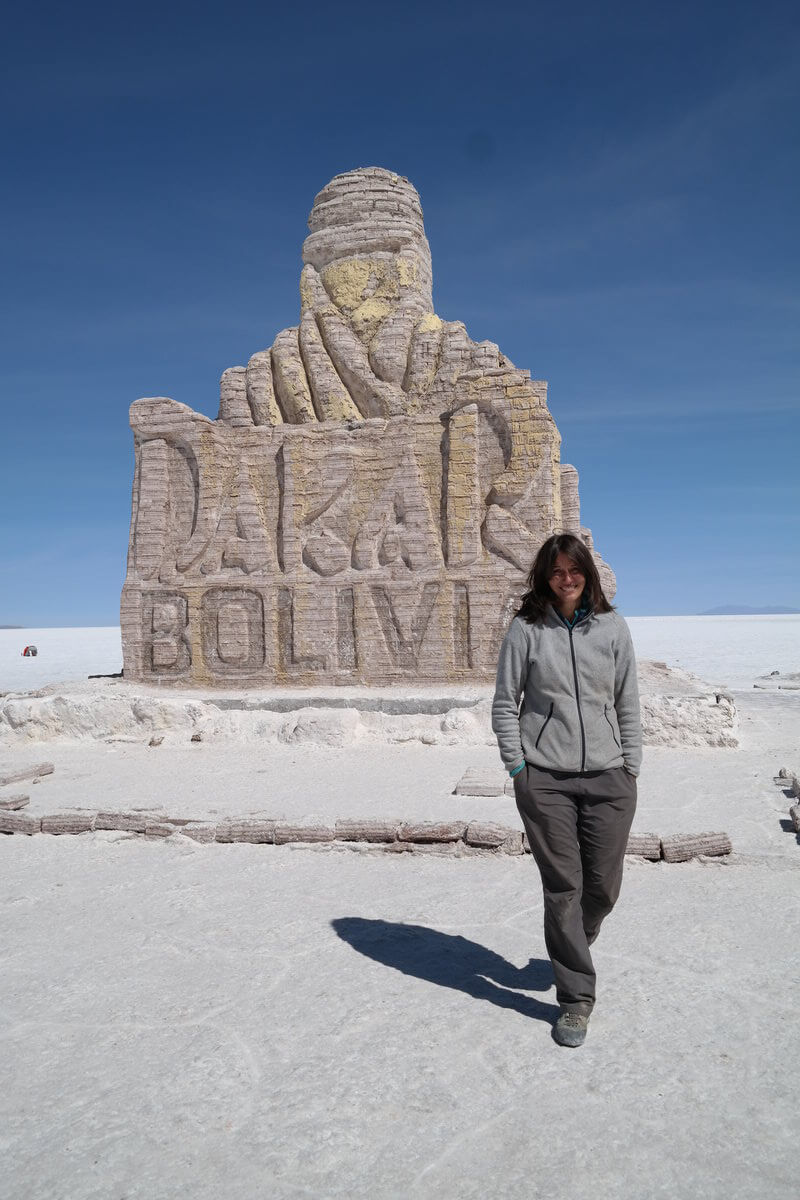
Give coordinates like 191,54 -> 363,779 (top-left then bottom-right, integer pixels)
534,702 -> 554,749
568,623 -> 587,773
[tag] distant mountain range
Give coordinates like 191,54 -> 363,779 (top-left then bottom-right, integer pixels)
0,624 -> 23,629
699,606 -> 800,616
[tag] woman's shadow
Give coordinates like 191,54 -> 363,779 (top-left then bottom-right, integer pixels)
331,918 -> 558,1023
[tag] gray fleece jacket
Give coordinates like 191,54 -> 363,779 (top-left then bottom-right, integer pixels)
492,607 -> 642,777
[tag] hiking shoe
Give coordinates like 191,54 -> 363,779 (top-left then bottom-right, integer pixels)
553,1011 -> 589,1048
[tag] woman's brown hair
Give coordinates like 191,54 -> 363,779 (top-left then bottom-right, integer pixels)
517,533 -> 614,624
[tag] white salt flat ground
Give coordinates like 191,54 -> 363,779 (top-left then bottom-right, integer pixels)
2,616 -> 799,1198
2,838 -> 798,1200
0,626 -> 123,694
625,613 -> 800,690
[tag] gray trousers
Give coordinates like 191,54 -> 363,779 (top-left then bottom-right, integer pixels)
514,764 -> 637,1015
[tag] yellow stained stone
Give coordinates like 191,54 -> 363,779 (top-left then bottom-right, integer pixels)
321,259 -> 374,312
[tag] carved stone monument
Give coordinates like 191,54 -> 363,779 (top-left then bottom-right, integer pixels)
121,167 -> 613,685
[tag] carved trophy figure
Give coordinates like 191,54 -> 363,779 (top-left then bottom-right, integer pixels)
121,167 -> 613,685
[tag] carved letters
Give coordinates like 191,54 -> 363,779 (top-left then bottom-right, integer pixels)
129,580 -> 517,681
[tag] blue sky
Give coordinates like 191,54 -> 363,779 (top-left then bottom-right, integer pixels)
1,0 -> 797,623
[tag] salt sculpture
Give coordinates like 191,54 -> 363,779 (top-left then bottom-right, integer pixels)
121,168 -> 613,685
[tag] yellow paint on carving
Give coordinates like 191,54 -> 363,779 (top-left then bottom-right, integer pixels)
444,426 -> 480,564
353,296 -> 395,324
321,255 -> 421,320
417,312 -> 442,334
319,387 -> 362,422
272,336 -> 316,424
370,260 -> 401,300
264,388 -> 283,426
350,296 -> 395,343
299,271 -> 314,313
484,378 -> 563,509
395,256 -> 418,288
321,259 -> 373,312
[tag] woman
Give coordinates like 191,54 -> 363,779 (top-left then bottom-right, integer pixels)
492,533 -> 641,1048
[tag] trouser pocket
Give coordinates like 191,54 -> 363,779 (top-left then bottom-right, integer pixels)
512,762 -> 529,801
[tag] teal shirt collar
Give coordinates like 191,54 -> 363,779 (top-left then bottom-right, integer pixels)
555,595 -> 592,628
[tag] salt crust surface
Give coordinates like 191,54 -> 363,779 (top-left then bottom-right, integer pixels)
2,839 -> 797,1199
1,622 -> 799,1196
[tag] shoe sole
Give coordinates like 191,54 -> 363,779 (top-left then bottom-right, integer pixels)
552,1033 -> 586,1048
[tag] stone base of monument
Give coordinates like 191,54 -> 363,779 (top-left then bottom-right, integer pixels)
0,662 -> 738,749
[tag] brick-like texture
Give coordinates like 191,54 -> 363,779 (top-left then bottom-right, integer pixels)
121,169 -> 614,688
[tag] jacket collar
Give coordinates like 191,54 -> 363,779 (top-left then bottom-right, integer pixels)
549,597 -> 593,629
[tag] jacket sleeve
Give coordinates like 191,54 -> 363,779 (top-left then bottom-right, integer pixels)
613,617 -> 642,776
491,618 -> 529,773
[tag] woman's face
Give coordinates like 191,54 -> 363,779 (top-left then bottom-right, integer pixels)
548,551 -> 586,610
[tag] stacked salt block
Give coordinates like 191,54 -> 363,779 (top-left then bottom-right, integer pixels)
660,833 -> 733,862
95,810 -> 167,833
777,767 -> 800,832
181,823 -> 216,843
216,818 -> 276,843
0,762 -> 54,832
0,807 -> 732,861
41,812 -> 95,835
464,822 -> 524,854
777,767 -> 800,796
144,821 -> 179,839
398,821 -> 465,843
274,820 -> 335,845
0,762 -> 54,786
121,167 -> 615,689
625,833 -> 662,861
335,819 -> 399,842
0,811 -> 41,835
453,768 -> 508,796
0,794 -> 30,811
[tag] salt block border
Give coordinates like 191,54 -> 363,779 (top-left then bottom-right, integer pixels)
0,810 -> 732,861
0,762 -> 55,787
0,793 -> 30,811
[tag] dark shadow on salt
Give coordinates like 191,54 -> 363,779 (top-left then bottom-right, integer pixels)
778,818 -> 800,843
331,918 -> 557,1023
